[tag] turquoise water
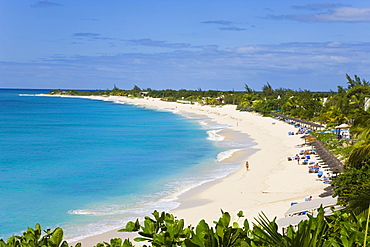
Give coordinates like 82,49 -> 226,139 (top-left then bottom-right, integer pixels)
0,89 -> 253,241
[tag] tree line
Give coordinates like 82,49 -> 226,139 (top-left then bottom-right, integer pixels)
50,74 -> 370,128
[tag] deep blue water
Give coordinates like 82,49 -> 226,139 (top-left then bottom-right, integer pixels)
0,89 -> 252,241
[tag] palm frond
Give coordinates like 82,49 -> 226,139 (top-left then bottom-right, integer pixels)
347,143 -> 370,166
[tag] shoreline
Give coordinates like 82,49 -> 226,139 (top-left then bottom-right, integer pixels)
47,95 -> 327,246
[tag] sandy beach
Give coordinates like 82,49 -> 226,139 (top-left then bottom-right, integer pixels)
66,95 -> 327,246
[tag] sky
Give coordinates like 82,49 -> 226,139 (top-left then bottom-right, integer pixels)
1,1 -> 370,91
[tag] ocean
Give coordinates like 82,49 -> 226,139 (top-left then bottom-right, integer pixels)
0,89 -> 253,242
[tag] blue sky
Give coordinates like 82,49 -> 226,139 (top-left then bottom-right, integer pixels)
1,1 -> 370,91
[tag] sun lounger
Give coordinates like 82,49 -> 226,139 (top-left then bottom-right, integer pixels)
316,176 -> 332,181
309,169 -> 319,173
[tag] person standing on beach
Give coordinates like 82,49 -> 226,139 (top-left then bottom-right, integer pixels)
245,161 -> 249,171
296,154 -> 300,165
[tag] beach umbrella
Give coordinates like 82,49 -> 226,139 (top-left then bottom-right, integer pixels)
284,197 -> 337,217
305,136 -> 316,143
320,190 -> 335,197
335,123 -> 351,129
334,124 -> 351,139
300,134 -> 316,144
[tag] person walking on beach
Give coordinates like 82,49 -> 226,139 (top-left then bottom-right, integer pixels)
245,161 -> 249,171
296,154 -> 300,165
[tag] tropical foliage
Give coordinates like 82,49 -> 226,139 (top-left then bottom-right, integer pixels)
333,164 -> 370,212
50,74 -> 370,127
2,209 -> 370,247
0,224 -> 72,247
347,113 -> 370,167
331,112 -> 370,213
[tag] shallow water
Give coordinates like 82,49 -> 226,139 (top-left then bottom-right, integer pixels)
0,89 -> 254,241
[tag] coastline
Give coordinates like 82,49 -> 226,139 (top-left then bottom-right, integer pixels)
54,95 -> 327,246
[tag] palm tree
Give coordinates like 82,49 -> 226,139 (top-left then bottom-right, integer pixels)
347,113 -> 370,167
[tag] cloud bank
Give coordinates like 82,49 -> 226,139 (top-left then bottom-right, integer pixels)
2,41 -> 370,91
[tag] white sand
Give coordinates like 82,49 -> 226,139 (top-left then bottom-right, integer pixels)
63,95 -> 327,246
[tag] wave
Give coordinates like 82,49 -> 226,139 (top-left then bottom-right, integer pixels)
207,129 -> 225,141
200,122 -> 230,130
68,209 -> 117,216
217,148 -> 244,162
19,94 -> 38,96
113,100 -> 126,105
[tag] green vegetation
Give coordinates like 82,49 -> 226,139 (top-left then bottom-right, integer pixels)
2,209 -> 370,246
50,74 -> 370,126
118,209 -> 370,247
332,113 -> 370,213
0,224 -> 71,247
50,86 -> 243,106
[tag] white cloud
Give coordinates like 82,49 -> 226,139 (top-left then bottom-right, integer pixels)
327,42 -> 342,47
226,46 -> 265,53
287,7 -> 370,22
314,7 -> 370,22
